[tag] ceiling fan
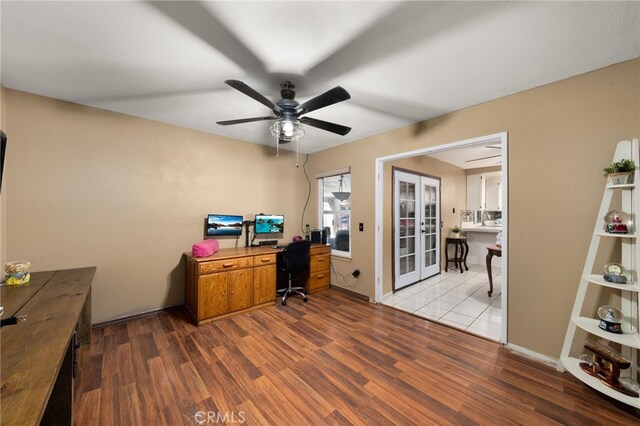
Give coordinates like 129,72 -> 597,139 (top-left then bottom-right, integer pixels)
217,80 -> 351,146
465,145 -> 503,165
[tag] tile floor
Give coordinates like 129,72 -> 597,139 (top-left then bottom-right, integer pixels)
382,264 -> 503,341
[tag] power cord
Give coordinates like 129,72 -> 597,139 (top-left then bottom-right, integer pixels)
300,153 -> 311,235
330,263 -> 362,289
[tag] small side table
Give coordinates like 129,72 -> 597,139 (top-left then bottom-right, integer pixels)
445,237 -> 469,273
486,244 -> 502,296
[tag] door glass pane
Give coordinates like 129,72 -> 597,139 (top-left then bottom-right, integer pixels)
407,238 -> 415,255
407,200 -> 415,218
428,250 -> 436,266
400,256 -> 407,275
407,221 -> 415,236
400,182 -> 407,199
425,234 -> 432,251
408,183 -> 415,200
400,237 -> 407,256
407,255 -> 415,273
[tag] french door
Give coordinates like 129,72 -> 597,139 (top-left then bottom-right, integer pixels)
393,170 -> 441,290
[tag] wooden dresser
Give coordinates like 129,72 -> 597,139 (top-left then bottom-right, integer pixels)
185,244 -> 331,325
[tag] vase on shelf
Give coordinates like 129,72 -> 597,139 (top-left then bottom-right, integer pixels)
608,172 -> 633,185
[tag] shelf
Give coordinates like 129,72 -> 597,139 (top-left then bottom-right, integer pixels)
561,356 -> 640,408
584,274 -> 640,292
595,231 -> 637,238
607,183 -> 635,190
572,316 -> 640,349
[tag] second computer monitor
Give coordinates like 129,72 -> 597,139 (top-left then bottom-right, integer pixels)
255,214 -> 284,235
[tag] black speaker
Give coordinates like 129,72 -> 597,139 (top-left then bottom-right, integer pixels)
321,228 -> 328,245
311,230 -> 321,244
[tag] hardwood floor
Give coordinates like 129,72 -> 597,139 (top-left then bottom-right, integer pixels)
74,289 -> 640,425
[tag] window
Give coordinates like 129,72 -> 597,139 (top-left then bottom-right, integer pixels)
317,172 -> 351,257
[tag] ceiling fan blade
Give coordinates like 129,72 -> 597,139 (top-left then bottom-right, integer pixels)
485,145 -> 501,149
465,154 -> 501,163
225,80 -> 281,114
300,117 -> 351,136
297,86 -> 351,115
216,116 -> 276,126
305,2 -> 502,82
148,2 -> 268,78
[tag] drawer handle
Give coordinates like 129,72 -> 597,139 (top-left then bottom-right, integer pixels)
317,258 -> 325,262
317,274 -> 324,278
260,258 -> 270,262
223,263 -> 234,268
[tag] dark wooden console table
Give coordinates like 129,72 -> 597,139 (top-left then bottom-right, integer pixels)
486,245 -> 502,296
1,267 -> 95,425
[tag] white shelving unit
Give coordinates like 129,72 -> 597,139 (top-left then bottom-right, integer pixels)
560,138 -> 640,408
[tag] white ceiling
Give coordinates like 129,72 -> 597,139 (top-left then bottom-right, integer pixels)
1,1 -> 639,154
428,141 -> 502,170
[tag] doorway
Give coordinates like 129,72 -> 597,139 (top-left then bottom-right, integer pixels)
393,169 -> 441,290
374,132 -> 508,344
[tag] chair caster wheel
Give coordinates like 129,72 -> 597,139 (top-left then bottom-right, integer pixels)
281,300 -> 287,306
303,297 -> 308,302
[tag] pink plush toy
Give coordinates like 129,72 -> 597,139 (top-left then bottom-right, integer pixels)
192,239 -> 219,257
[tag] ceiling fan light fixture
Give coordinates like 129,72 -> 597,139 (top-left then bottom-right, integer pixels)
270,119 -> 304,142
281,119 -> 295,137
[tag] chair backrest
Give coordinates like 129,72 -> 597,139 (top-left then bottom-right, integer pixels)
335,230 -> 349,251
281,240 -> 312,275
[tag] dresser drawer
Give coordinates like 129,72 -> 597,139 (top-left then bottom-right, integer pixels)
311,245 -> 331,255
253,253 -> 276,266
199,256 -> 254,274
310,254 -> 330,272
308,270 -> 330,292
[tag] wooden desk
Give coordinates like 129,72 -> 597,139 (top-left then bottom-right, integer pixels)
1,267 -> 95,426
486,245 -> 502,296
185,244 -> 330,325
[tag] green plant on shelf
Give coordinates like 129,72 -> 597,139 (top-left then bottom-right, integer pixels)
603,159 -> 635,177
450,226 -> 461,233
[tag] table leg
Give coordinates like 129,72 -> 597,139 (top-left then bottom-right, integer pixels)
462,240 -> 469,271
445,241 -> 450,272
486,250 -> 494,296
457,241 -> 463,273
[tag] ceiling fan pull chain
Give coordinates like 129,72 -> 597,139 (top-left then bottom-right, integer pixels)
296,136 -> 299,167
276,133 -> 279,157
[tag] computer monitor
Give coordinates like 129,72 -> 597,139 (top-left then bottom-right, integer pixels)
206,214 -> 243,237
254,214 -> 284,234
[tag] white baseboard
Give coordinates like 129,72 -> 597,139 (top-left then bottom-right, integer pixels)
506,343 -> 559,369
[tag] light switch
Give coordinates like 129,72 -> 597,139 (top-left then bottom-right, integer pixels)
359,223 -> 364,232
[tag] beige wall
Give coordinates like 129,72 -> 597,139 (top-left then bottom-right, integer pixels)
382,157 -> 466,294
305,59 -> 640,358
2,89 -> 308,323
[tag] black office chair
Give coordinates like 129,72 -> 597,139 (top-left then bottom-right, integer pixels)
277,240 -> 312,306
